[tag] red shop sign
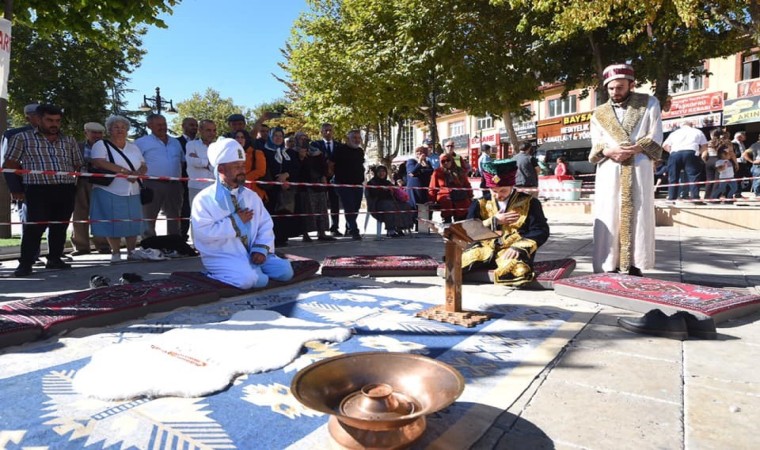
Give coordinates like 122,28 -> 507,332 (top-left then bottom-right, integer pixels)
662,92 -> 723,119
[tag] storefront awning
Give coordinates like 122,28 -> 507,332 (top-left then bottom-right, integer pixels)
537,138 -> 592,152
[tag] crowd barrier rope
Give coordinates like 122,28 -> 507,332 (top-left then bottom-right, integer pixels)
1,168 -> 757,226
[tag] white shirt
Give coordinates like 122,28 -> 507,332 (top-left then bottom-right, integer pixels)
91,140 -> 144,196
663,125 -> 707,154
185,140 -> 214,190
715,159 -> 734,179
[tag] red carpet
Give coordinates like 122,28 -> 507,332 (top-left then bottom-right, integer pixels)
436,258 -> 577,289
0,279 -> 220,347
320,254 -> 439,277
170,253 -> 321,297
554,273 -> 760,322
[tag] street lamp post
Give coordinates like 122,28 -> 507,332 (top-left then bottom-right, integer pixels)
139,87 -> 177,114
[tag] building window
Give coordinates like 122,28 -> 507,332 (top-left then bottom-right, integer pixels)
449,120 -> 465,136
669,63 -> 705,93
594,89 -> 606,106
399,123 -> 414,155
476,116 -> 493,130
547,95 -> 577,117
742,53 -> 760,80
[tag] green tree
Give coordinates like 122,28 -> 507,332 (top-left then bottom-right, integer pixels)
173,88 -> 250,136
12,0 -> 180,48
7,23 -> 146,136
499,0 -> 753,103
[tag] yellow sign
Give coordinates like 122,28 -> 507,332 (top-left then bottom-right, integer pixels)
562,113 -> 592,125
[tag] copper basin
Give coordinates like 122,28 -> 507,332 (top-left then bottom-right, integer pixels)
291,352 -> 465,448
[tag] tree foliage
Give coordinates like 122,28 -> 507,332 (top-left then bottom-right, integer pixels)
499,0 -> 753,102
12,0 -> 180,48
7,24 -> 146,136
173,88 -> 250,136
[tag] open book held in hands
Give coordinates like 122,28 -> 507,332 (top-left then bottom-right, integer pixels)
435,219 -> 500,246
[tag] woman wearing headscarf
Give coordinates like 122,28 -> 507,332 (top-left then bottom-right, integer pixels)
366,165 -> 415,237
233,129 -> 268,202
295,131 -> 334,241
263,126 -> 300,246
405,146 -> 433,209
428,153 -> 473,223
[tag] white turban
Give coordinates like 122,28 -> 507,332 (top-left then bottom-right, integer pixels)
208,138 -> 245,168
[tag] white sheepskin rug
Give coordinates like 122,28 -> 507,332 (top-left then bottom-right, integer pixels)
72,310 -> 352,400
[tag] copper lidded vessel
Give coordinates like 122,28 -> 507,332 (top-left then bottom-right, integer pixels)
291,352 -> 465,449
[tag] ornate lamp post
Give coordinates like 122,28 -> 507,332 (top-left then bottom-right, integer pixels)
139,87 -> 177,114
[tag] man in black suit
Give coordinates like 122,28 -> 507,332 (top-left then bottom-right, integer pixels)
177,117 -> 198,241
310,122 -> 342,236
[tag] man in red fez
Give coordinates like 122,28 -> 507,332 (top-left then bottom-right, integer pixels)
462,159 -> 550,287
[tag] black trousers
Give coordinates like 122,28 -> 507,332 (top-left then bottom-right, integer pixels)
20,184 -> 76,267
328,185 -> 341,230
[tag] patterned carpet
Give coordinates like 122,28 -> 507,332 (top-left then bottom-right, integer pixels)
555,273 -> 760,322
0,278 -> 594,449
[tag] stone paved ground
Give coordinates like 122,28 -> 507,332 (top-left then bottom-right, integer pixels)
1,213 -> 758,449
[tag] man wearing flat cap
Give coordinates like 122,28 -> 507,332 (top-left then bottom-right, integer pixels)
70,122 -> 111,255
462,159 -> 550,287
589,63 -> 663,276
191,138 -> 293,289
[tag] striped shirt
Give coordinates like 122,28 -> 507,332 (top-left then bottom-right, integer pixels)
4,128 -> 83,185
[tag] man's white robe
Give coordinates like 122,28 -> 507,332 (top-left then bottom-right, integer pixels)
591,95 -> 663,273
191,185 -> 292,289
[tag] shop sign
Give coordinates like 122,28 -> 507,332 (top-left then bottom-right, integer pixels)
442,134 -> 469,150
663,113 -> 721,133
737,80 -> 760,98
498,120 -> 537,140
469,132 -> 499,147
662,92 -> 723,119
536,112 -> 592,145
723,95 -> 760,126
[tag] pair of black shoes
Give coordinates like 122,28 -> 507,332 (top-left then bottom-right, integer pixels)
618,309 -> 717,340
607,266 -> 643,277
89,273 -> 143,289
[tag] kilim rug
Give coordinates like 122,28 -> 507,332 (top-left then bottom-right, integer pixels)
554,273 -> 760,323
0,278 -> 594,449
170,253 -> 321,297
436,258 -> 577,289
321,254 -> 440,277
0,279 -> 220,348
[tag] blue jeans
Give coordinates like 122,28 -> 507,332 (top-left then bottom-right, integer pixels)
667,151 -> 703,200
335,185 -> 364,233
751,165 -> 760,196
711,179 -> 737,199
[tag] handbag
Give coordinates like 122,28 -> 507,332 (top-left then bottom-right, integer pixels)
103,140 -> 153,205
393,187 -> 410,203
85,144 -> 117,186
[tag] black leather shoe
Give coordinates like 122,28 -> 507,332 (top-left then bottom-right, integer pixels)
330,228 -> 343,237
45,259 -> 71,270
317,235 -> 336,241
13,265 -> 33,277
89,275 -> 110,288
670,311 -> 717,340
350,231 -> 362,240
386,230 -> 400,238
618,309 -> 688,340
119,272 -> 143,285
628,266 -> 643,277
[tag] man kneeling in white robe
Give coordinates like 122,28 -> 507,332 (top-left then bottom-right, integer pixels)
191,138 -> 293,289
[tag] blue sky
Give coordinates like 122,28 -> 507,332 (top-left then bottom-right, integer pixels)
125,0 -> 307,113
